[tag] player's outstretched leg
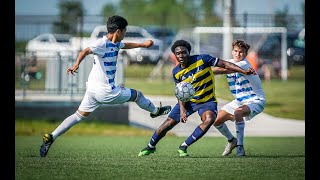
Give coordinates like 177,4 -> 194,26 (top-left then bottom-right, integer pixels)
138,146 -> 156,156
150,102 -> 172,118
40,133 -> 54,157
222,137 -> 238,156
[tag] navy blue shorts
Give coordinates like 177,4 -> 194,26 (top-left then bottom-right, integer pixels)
168,101 -> 218,122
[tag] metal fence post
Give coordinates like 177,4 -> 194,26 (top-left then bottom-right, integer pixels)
58,52 -> 62,94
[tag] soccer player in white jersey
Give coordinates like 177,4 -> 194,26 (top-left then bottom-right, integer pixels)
211,40 -> 266,156
40,15 -> 172,157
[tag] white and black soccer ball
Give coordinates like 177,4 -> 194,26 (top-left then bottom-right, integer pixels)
175,82 -> 195,102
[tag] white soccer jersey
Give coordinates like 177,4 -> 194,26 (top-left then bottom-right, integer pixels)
225,58 -> 266,104
86,36 -> 125,95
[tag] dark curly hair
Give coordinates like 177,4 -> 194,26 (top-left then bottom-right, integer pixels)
171,40 -> 192,53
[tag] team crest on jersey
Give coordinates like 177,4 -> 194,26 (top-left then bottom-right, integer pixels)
181,74 -> 196,82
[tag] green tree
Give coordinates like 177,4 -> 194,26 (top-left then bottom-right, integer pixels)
117,0 -> 217,29
274,5 -> 289,28
100,0 -> 222,30
200,0 -> 222,26
53,0 -> 84,35
101,3 -> 118,23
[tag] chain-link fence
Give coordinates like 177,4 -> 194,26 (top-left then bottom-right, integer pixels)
15,14 -> 304,99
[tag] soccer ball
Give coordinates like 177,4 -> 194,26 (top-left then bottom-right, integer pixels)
175,82 -> 195,102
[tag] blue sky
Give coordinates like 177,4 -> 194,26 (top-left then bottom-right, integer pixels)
15,0 -> 304,15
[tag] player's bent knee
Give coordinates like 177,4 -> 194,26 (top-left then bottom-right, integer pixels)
129,89 -> 139,102
77,110 -> 90,117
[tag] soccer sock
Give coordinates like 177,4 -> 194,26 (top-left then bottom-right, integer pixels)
51,111 -> 85,140
135,92 -> 158,114
147,131 -> 165,148
183,126 -> 205,147
235,121 -> 245,146
214,123 -> 234,141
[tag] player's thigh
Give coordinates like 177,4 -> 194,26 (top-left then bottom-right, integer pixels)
168,103 -> 195,122
107,87 -> 133,104
214,110 -> 234,125
220,100 -> 238,116
197,101 -> 218,118
245,102 -> 265,120
78,91 -> 101,113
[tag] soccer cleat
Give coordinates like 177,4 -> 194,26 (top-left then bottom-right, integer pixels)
150,102 -> 172,118
222,137 -> 238,156
236,145 -> 246,157
138,146 -> 156,156
177,145 -> 189,157
40,133 -> 54,157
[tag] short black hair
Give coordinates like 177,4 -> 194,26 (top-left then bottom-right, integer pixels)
171,40 -> 192,53
107,15 -> 128,33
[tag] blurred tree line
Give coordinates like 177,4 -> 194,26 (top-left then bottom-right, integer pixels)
53,0 -> 223,35
53,0 -> 304,36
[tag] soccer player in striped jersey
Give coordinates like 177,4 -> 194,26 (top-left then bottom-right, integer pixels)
138,40 -> 255,157
212,40 -> 266,157
39,15 -> 172,157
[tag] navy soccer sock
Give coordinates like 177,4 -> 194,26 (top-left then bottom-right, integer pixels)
183,126 -> 205,146
148,131 -> 165,148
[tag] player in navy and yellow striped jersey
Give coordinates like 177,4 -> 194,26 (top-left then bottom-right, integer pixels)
138,40 -> 255,157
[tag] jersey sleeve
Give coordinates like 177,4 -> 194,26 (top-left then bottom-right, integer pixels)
201,54 -> 219,67
89,39 -> 105,56
172,67 -> 180,84
118,42 -> 125,49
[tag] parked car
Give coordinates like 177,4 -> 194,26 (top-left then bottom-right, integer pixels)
73,25 -> 164,65
144,26 -> 176,51
121,25 -> 164,65
256,29 -> 305,66
26,33 -> 76,59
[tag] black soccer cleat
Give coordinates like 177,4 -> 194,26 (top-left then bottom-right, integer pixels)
40,133 -> 54,157
150,104 -> 172,118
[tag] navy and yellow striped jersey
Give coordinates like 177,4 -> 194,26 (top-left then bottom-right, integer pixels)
172,54 -> 219,104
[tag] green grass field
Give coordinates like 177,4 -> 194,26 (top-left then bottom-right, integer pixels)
16,135 -> 304,180
15,120 -> 305,180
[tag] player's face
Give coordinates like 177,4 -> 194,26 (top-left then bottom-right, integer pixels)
174,46 -> 190,66
232,46 -> 247,62
117,28 -> 127,41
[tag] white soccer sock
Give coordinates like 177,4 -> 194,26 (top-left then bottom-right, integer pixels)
214,123 -> 234,141
181,142 -> 188,147
148,143 -> 155,148
51,111 -> 85,140
235,121 -> 245,146
135,92 -> 158,114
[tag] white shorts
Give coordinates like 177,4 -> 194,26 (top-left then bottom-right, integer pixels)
78,86 -> 132,112
221,99 -> 265,122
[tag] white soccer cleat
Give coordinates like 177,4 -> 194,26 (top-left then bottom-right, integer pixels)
222,137 -> 237,156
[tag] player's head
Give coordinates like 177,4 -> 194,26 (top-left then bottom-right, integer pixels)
107,15 -> 128,41
171,40 -> 192,66
232,40 -> 250,61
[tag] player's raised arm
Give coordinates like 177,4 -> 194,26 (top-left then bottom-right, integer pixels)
122,40 -> 154,49
216,58 -> 255,75
67,47 -> 93,75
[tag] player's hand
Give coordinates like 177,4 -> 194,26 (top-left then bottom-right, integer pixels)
244,67 -> 256,75
180,109 -> 188,123
142,40 -> 154,48
66,65 -> 79,75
